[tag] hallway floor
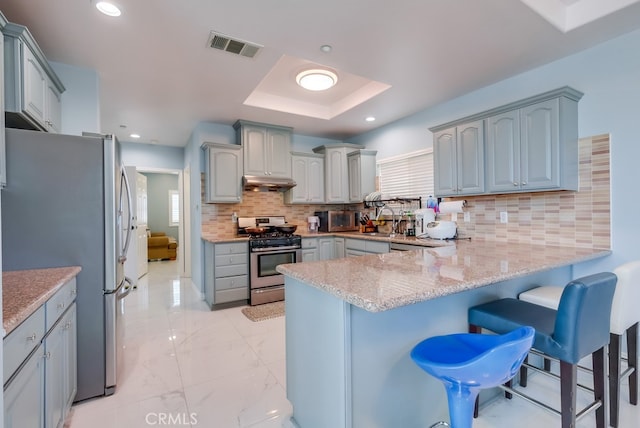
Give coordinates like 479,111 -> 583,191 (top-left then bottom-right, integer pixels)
66,260 -> 640,427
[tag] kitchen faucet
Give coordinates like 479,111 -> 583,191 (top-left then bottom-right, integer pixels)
376,204 -> 397,238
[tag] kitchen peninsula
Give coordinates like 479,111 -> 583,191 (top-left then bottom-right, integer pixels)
277,240 -> 610,428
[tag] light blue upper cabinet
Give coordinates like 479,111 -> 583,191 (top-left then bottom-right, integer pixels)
202,142 -> 243,203
487,94 -> 579,193
2,21 -> 65,133
347,149 -> 377,203
1,12 -> 7,187
285,152 -> 324,204
432,86 -> 582,197
434,120 -> 484,197
234,120 -> 292,179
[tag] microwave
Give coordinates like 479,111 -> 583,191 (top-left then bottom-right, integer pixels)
314,210 -> 359,232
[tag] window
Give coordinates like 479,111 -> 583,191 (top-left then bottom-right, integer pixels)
376,149 -> 434,206
169,190 -> 179,227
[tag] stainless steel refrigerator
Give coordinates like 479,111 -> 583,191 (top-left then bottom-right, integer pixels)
1,128 -> 134,401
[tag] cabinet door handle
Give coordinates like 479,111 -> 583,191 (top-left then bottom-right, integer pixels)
513,182 -> 519,186
44,351 -> 51,360
64,321 -> 72,330
522,181 -> 527,186
229,257 -> 233,264
27,333 -> 37,341
58,302 -> 65,310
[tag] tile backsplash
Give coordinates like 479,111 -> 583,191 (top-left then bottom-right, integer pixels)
451,134 -> 610,249
202,134 -> 610,249
200,187 -> 361,238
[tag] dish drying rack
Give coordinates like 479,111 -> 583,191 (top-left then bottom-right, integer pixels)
363,196 -> 422,209
361,197 -> 423,235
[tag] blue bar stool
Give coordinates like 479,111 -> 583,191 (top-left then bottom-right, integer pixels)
468,272 -> 617,428
411,326 -> 535,428
518,261 -> 640,428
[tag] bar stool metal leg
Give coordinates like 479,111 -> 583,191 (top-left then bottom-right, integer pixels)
629,322 -> 638,407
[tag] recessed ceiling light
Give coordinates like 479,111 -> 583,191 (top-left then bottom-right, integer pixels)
320,45 -> 332,53
296,69 -> 338,91
130,133 -> 141,139
96,1 -> 122,17
365,116 -> 376,122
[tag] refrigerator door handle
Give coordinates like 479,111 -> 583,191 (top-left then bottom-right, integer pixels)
119,276 -> 134,300
119,166 -> 134,263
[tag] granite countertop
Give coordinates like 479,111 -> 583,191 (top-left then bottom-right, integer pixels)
276,239 -> 611,312
201,234 -> 249,244
3,266 -> 82,336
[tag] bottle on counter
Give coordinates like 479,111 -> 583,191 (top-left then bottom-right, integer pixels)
405,212 -> 415,237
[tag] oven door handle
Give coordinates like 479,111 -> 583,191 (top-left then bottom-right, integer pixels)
251,245 -> 301,253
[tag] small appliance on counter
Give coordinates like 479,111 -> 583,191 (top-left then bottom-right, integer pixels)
307,216 -> 320,233
425,220 -> 457,240
314,210 -> 359,232
414,208 -> 436,235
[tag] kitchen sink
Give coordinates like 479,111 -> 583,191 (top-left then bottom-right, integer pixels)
361,232 -> 393,237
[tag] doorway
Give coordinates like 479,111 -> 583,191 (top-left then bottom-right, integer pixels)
132,167 -> 191,279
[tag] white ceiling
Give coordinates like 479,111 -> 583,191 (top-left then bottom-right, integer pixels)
1,0 -> 640,147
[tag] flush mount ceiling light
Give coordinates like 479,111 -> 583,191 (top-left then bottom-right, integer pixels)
130,133 -> 140,139
296,69 -> 338,91
95,1 -> 122,17
365,116 -> 376,122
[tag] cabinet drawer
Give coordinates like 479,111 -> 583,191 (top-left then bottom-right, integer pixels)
215,253 -> 248,268
215,275 -> 248,291
215,287 -> 249,304
215,242 -> 248,256
4,305 -> 46,385
215,264 -> 248,278
301,238 -> 318,249
345,239 -> 366,251
45,278 -> 77,331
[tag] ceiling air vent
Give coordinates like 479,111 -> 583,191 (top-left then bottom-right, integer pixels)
207,31 -> 262,59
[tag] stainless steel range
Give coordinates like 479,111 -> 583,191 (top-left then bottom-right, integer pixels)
238,216 -> 302,305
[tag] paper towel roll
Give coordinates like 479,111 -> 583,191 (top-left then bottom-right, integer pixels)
438,200 -> 466,214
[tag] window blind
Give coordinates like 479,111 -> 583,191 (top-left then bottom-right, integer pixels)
376,149 -> 434,205
169,190 -> 179,226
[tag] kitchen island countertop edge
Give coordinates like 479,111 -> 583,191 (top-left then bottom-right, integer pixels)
277,239 -> 611,312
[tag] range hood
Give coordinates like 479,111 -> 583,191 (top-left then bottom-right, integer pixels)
242,175 -> 296,192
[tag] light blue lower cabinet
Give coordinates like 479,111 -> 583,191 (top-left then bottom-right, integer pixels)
345,238 -> 389,256
4,344 -> 46,428
204,241 -> 249,308
3,283 -> 77,428
45,303 -> 77,428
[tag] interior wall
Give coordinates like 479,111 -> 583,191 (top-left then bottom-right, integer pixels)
121,142 -> 185,170
50,61 -> 100,136
144,173 -> 180,242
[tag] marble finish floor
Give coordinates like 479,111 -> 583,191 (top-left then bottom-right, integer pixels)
66,261 -> 640,427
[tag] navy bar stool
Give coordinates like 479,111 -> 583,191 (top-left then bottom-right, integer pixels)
468,272 -> 617,428
518,261 -> 640,427
411,326 -> 535,428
